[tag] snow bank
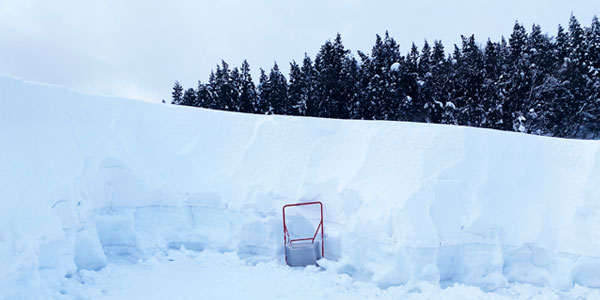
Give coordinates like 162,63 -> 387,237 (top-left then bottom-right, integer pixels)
1,75 -> 600,298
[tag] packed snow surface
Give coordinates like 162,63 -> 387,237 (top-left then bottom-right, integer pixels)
1,75 -> 600,299
65,248 -> 600,300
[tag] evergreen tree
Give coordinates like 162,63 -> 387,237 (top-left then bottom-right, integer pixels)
495,22 -> 531,132
342,54 -> 360,119
230,67 -> 241,111
237,60 -> 258,113
300,55 -> 318,117
586,16 -> 600,137
401,43 -> 421,122
588,16 -> 600,71
428,40 -> 449,124
545,24 -> 571,136
257,63 -> 288,115
555,24 -> 569,61
521,24 -> 555,134
196,81 -> 212,108
566,15 -> 589,137
417,40 -> 435,123
454,35 -> 485,127
182,88 -> 196,106
552,15 -> 589,137
268,63 -> 289,114
314,34 -> 353,119
442,44 -> 463,125
211,61 -> 237,111
483,39 -> 502,128
288,61 -> 305,115
358,32 -> 403,120
256,69 -> 268,114
205,71 -> 219,109
171,81 -> 183,105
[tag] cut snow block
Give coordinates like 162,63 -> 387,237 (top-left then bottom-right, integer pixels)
285,241 -> 321,267
74,228 -> 107,271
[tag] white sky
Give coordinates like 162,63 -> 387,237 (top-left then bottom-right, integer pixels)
1,0 -> 599,102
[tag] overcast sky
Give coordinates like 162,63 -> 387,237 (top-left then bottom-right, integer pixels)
1,0 -> 599,102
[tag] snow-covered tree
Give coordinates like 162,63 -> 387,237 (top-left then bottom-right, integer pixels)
357,32 -> 403,120
258,63 -> 288,115
210,61 -> 237,111
237,60 -> 257,113
314,34 -> 355,119
300,55 -> 318,117
168,15 -> 600,139
196,81 -> 212,108
171,81 -> 183,105
181,88 -> 196,106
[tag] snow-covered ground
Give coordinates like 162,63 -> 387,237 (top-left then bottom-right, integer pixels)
1,75 -> 600,299
64,249 -> 600,300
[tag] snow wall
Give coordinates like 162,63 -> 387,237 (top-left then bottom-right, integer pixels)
1,75 -> 600,298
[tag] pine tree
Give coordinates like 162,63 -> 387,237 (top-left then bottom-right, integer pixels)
567,15 -> 589,137
428,40 -> 449,124
196,81 -> 212,108
483,39 -> 501,128
418,41 -> 433,122
454,35 -> 485,127
555,25 -> 569,62
182,88 -> 196,106
268,63 -> 289,114
342,54 -> 360,119
495,22 -> 531,132
257,63 -> 288,115
314,34 -> 353,119
288,61 -> 305,115
401,43 -> 421,122
588,16 -> 600,71
521,24 -> 555,135
553,15 -> 589,137
358,32 -> 403,120
211,61 -> 237,111
442,44 -> 463,125
586,16 -> 600,137
205,71 -> 218,109
300,55 -> 318,117
256,69 -> 268,114
237,60 -> 258,113
545,25 -> 571,136
171,81 -> 183,105
230,67 -> 241,111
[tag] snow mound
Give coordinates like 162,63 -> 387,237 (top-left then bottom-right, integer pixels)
1,75 -> 600,298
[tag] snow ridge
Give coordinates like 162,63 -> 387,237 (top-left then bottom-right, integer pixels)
1,75 -> 600,298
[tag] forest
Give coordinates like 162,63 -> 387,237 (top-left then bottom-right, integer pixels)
170,15 -> 600,139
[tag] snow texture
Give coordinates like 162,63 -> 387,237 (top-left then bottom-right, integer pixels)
63,248 -> 600,300
1,75 -> 600,299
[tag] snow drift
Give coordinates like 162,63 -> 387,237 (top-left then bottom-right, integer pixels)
1,75 -> 600,298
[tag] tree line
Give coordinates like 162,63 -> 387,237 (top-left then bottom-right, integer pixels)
170,15 -> 600,139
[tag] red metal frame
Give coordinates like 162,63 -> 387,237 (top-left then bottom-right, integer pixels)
282,201 -> 324,264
